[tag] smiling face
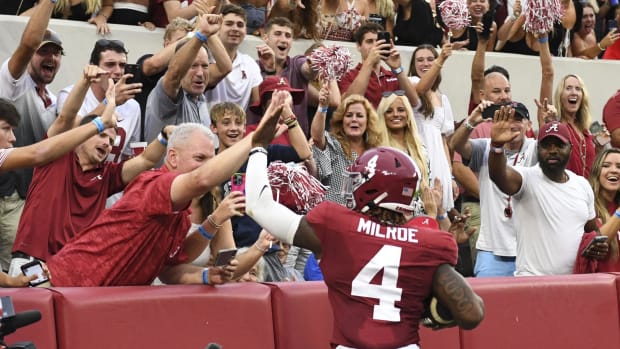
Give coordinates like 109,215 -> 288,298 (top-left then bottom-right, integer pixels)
211,111 -> 246,150
413,48 -> 436,77
383,98 -> 409,131
343,103 -> 368,139
169,129 -> 215,174
468,0 -> 489,20
580,6 -> 596,35
180,47 -> 210,96
599,152 -> 620,194
264,24 -> 293,63
28,44 -> 62,85
219,12 -> 246,48
559,76 -> 583,117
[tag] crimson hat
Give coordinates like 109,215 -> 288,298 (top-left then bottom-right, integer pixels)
249,76 -> 304,113
538,121 -> 570,144
603,90 -> 620,132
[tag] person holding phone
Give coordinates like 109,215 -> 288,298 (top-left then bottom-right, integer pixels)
602,6 -> 620,59
339,22 -> 420,109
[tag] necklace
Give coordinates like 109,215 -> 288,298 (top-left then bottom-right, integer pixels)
504,144 -> 523,219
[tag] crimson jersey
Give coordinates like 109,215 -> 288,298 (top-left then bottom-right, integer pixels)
48,167 -> 191,286
306,202 -> 457,349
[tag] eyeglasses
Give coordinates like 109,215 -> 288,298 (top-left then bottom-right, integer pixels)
382,90 -> 406,98
95,39 -> 125,49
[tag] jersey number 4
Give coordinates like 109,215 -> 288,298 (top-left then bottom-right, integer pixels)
351,245 -> 403,322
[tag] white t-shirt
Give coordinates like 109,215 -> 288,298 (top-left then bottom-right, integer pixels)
57,84 -> 141,162
205,52 -> 262,111
470,138 -> 538,256
512,166 -> 595,276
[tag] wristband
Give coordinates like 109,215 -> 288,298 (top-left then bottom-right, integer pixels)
615,210 -> 620,219
598,42 -> 606,51
92,117 -> 105,133
207,214 -> 223,230
194,31 -> 208,43
157,132 -> 168,146
250,147 -> 268,156
464,119 -> 475,131
437,214 -> 447,221
160,127 -> 169,141
538,36 -> 549,44
490,146 -> 504,154
287,121 -> 299,130
253,243 -> 268,253
319,106 -> 329,113
198,225 -> 214,240
50,0 -> 58,3
391,66 -> 404,75
202,268 -> 210,285
102,98 -> 108,106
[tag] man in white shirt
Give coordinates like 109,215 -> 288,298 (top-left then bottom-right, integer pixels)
488,109 -> 599,276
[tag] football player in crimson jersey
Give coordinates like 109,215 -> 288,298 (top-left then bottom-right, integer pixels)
246,95 -> 484,349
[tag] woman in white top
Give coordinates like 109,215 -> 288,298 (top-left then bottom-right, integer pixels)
407,43 -> 456,212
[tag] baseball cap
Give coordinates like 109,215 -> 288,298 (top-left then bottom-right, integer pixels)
38,29 -> 64,53
509,101 -> 530,120
249,76 -> 304,113
538,121 -> 571,144
603,90 -> 620,132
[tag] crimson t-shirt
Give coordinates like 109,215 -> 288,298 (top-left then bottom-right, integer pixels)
338,63 -> 400,108
48,167 -> 191,286
306,202 -> 457,349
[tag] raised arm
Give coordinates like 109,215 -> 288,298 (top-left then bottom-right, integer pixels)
9,0 -> 55,80
487,106 -> 524,196
536,33 -> 555,126
48,65 -> 109,137
416,42 -> 452,96
341,40 -> 388,100
449,101 -> 489,160
310,82 -> 330,150
1,80 -> 117,172
119,125 -> 172,184
205,33 -> 233,88
470,34 -> 488,105
432,264 -> 485,330
162,14 -> 222,99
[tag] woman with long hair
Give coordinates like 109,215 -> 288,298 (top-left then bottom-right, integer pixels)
311,93 -> 384,204
589,149 -> 620,272
407,43 -> 455,212
554,74 -> 595,178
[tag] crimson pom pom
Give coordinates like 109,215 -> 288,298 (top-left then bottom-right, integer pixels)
439,0 -> 471,33
525,0 -> 564,35
268,161 -> 326,214
310,45 -> 353,81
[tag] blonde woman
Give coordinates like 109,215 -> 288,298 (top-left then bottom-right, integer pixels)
311,93 -> 384,204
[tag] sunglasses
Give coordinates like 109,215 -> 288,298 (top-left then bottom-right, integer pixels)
95,39 -> 125,49
382,90 -> 406,98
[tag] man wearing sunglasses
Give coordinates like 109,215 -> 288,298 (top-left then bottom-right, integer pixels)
0,0 -> 62,272
57,39 -> 142,164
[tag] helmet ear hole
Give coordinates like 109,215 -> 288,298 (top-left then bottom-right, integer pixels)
394,158 -> 402,168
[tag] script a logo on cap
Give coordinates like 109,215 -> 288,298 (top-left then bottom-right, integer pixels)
545,123 -> 560,134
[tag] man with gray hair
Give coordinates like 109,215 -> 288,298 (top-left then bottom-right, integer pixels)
46,97 -> 282,286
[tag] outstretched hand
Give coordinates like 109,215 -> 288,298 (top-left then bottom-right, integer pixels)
534,97 -> 557,123
101,78 -> 118,129
83,65 -> 109,84
490,105 -> 520,146
448,207 -> 476,244
252,90 -> 287,148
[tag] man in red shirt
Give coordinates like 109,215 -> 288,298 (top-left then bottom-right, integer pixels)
46,94 -> 284,286
339,22 -> 418,109
246,137 -> 485,347
8,66 -> 168,277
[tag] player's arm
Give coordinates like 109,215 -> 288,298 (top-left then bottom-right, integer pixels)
245,91 -> 322,257
432,264 -> 484,330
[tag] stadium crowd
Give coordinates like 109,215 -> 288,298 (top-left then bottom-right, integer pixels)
0,0 -> 619,347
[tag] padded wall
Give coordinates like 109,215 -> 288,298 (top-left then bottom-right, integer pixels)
51,284 -> 275,349
0,288 -> 57,349
461,274 -> 620,349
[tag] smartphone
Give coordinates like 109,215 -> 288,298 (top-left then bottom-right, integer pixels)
214,248 -> 238,267
481,103 -> 505,119
124,63 -> 141,85
377,31 -> 391,43
21,260 -> 50,287
581,235 -> 608,257
608,19 -> 618,32
480,9 -> 495,40
231,173 -> 246,194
